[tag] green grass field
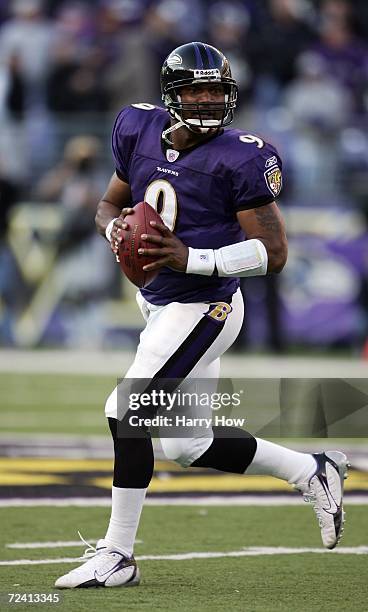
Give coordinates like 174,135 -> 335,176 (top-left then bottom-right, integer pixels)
0,373 -> 113,435
0,505 -> 367,612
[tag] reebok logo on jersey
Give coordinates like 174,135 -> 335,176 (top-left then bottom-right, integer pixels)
265,155 -> 278,168
157,166 -> 179,177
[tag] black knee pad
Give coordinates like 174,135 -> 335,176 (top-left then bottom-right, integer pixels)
191,426 -> 257,474
108,416 -> 154,488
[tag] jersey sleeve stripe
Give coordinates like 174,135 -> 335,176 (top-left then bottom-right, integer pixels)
115,168 -> 127,182
234,195 -> 275,212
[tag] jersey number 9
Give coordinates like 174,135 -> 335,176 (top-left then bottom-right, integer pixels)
144,179 -> 177,231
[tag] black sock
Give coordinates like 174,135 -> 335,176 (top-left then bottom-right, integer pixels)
191,426 -> 257,474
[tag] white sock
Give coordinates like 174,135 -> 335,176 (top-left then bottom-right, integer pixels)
246,438 -> 317,484
104,486 -> 147,556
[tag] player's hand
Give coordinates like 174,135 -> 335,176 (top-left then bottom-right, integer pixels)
110,208 -> 134,257
139,221 -> 189,272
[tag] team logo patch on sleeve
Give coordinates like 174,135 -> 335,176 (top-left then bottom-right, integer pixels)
264,165 -> 282,197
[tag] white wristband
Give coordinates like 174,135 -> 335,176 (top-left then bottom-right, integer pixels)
185,240 -> 268,278
105,217 -> 118,242
186,247 -> 215,276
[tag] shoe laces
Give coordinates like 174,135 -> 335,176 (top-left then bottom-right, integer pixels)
77,531 -> 102,561
302,491 -> 315,504
294,481 -> 323,527
294,483 -> 323,527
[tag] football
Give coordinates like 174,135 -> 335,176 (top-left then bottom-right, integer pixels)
118,201 -> 163,288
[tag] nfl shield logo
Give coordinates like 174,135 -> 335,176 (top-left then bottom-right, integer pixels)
166,149 -> 179,163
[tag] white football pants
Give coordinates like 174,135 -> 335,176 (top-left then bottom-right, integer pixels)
105,287 -> 244,466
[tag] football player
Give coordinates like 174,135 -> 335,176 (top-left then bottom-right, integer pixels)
55,42 -> 348,589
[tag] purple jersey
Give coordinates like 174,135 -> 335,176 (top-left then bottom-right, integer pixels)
112,104 -> 282,305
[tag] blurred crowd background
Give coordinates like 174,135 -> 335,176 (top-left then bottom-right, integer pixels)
0,0 -> 367,353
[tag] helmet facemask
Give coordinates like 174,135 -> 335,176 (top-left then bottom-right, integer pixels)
163,76 -> 237,133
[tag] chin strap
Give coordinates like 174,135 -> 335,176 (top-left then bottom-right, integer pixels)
161,117 -> 218,145
162,101 -> 217,144
161,119 -> 186,145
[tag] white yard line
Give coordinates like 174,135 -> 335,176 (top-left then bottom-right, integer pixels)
1,547 -> 367,566
0,495 -> 367,507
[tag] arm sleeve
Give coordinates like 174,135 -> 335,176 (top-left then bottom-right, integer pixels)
232,147 -> 283,212
111,106 -> 138,182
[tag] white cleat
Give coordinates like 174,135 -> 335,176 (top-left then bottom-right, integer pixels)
295,451 -> 349,549
55,537 -> 140,589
